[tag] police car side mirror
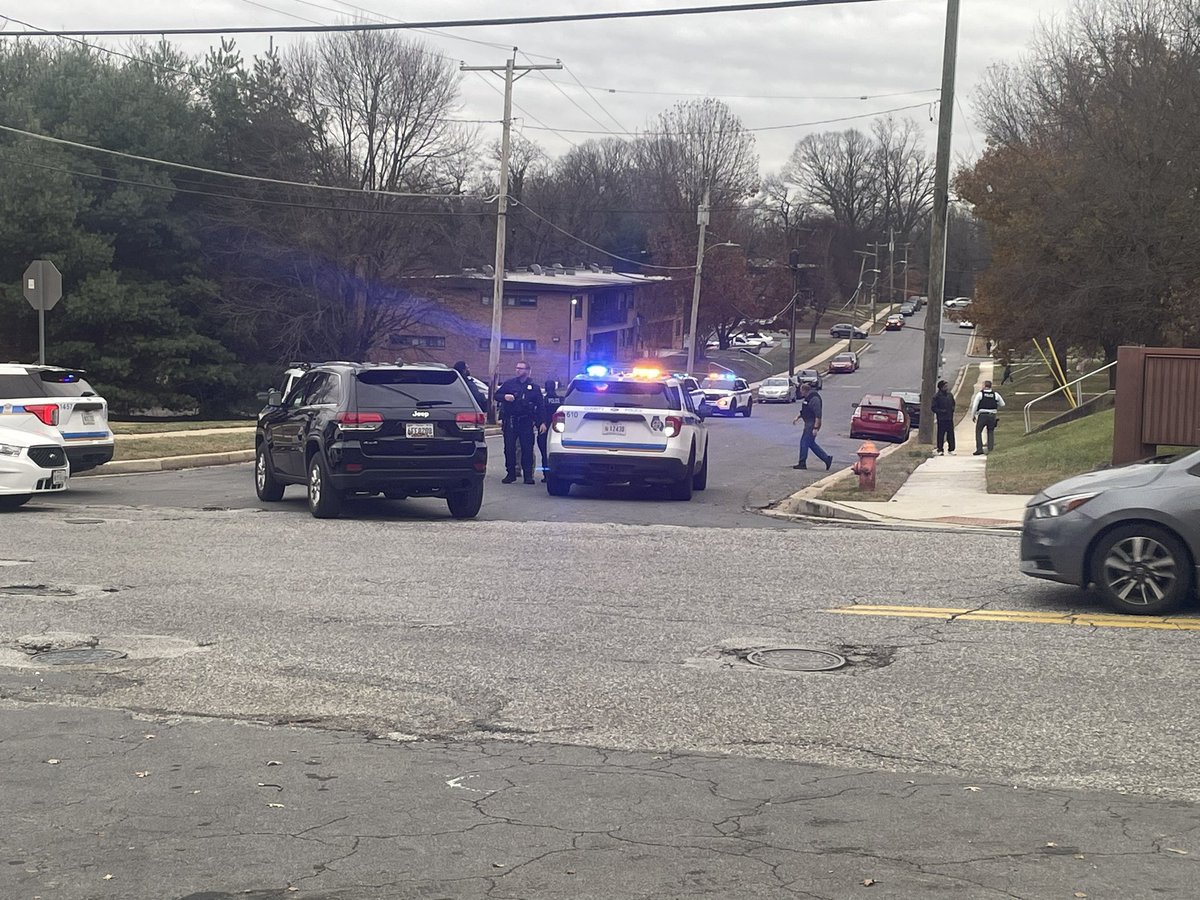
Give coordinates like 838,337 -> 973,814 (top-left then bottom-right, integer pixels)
266,389 -> 283,408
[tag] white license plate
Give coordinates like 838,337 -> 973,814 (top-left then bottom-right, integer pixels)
602,423 -> 626,436
82,412 -> 96,425
406,424 -> 435,438
871,414 -> 888,422
51,468 -> 67,488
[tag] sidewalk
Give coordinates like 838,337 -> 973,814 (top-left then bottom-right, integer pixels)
774,361 -> 1035,531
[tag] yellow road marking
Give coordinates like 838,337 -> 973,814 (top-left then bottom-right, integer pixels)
827,604 -> 1200,630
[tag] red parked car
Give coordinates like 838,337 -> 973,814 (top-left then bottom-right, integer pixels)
849,394 -> 909,442
828,352 -> 859,374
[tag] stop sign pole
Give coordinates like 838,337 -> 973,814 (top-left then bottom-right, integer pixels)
22,259 -> 63,365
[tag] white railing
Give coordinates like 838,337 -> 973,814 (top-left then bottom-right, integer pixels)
1023,360 -> 1117,434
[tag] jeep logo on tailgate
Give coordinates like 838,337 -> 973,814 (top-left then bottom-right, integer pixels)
412,411 -> 430,418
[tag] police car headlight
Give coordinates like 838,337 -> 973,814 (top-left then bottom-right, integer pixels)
716,398 -> 730,408
0,442 -> 22,458
1031,492 -> 1098,519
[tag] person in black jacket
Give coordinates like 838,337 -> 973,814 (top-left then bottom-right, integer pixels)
931,379 -> 956,455
496,361 -> 545,484
536,379 -> 562,482
453,361 -> 487,411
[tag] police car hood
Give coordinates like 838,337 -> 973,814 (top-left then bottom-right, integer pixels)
702,387 -> 735,397
1038,462 -> 1167,500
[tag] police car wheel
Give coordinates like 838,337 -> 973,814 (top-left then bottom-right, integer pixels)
742,400 -> 753,417
670,450 -> 695,501
728,401 -> 738,416
692,446 -> 709,491
546,476 -> 571,497
0,494 -> 32,511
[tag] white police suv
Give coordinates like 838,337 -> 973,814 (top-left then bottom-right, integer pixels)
0,421 -> 69,510
0,364 -> 114,473
699,373 -> 754,417
546,366 -> 710,500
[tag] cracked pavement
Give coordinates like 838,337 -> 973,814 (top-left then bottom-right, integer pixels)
2,508 -> 1199,898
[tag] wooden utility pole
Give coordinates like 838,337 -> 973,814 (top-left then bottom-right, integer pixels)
685,189 -> 710,378
461,51 -> 561,416
919,0 -> 961,445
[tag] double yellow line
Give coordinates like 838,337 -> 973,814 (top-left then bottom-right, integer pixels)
828,604 -> 1200,631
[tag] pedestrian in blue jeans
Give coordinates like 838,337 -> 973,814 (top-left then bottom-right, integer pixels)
792,382 -> 833,470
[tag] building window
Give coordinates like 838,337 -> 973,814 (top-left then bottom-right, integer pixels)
480,294 -> 538,307
573,339 -> 581,361
573,296 -> 583,318
479,338 -> 537,353
390,334 -> 445,349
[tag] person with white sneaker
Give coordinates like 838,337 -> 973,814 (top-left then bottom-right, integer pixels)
931,379 -> 956,455
969,379 -> 1006,455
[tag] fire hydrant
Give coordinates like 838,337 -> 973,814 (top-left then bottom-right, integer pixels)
851,441 -> 880,491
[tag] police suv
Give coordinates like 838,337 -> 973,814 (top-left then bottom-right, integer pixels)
546,367 -> 710,500
699,373 -> 754,417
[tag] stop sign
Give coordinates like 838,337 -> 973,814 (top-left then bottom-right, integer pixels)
23,260 -> 63,311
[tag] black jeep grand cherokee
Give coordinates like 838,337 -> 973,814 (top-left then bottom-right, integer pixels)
255,363 -> 487,519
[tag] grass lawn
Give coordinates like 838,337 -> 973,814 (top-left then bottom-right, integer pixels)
986,409 -> 1117,494
113,431 -> 254,461
112,420 -> 253,434
992,357 -> 1114,432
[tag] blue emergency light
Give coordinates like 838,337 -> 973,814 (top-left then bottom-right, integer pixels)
585,364 -> 608,377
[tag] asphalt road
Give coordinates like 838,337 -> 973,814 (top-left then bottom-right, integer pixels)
46,308 -> 974,529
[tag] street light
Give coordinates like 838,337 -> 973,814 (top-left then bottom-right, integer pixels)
685,240 -> 739,377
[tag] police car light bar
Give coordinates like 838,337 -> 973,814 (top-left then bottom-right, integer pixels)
585,364 -> 608,377
629,367 -> 661,379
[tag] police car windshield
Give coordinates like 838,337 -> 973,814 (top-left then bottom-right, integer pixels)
565,380 -> 680,410
700,378 -> 736,390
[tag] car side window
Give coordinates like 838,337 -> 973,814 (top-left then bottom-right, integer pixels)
286,373 -> 316,408
735,379 -> 748,391
300,373 -> 331,407
666,385 -> 683,411
682,388 -> 696,414
309,373 -> 340,406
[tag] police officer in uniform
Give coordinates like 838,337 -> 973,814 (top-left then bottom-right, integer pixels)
536,378 -> 563,482
497,360 -> 545,483
969,379 -> 1006,455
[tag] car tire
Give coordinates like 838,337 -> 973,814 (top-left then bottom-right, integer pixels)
546,475 -> 571,497
670,449 -> 696,501
307,452 -> 343,519
0,494 -> 32,511
446,480 -> 484,519
728,401 -> 738,417
742,399 -> 753,417
692,445 -> 709,491
1090,524 -> 1193,615
255,444 -> 285,502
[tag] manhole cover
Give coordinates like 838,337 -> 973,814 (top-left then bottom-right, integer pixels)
0,584 -> 76,597
746,648 -> 846,672
31,648 -> 127,665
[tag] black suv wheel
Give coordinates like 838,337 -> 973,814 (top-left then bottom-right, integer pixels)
308,452 -> 343,519
446,481 -> 484,519
255,444 -> 285,502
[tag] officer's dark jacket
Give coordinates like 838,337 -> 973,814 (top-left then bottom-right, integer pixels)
498,376 -> 544,421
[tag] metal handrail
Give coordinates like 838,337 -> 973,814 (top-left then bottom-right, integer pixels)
1023,360 -> 1117,433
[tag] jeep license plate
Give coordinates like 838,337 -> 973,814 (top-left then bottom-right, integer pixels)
406,424 -> 435,438
51,468 -> 67,489
602,423 -> 626,435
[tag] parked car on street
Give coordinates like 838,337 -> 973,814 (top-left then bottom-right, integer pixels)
757,376 -> 796,403
830,323 -> 868,340
959,319 -> 976,329
899,302 -> 916,317
945,297 -> 973,309
849,394 -> 909,443
0,364 -> 114,473
886,390 -> 921,428
256,362 -> 488,519
828,352 -> 859,374
885,314 -> 905,331
793,369 -> 823,391
1020,449 -> 1200,614
0,422 -> 69,510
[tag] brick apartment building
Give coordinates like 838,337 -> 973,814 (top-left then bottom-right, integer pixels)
388,265 -> 676,385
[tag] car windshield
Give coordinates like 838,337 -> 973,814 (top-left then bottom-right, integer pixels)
763,378 -> 789,386
835,355 -> 853,362
701,378 -> 736,390
565,380 -> 680,410
798,371 -> 818,378
355,369 -> 475,408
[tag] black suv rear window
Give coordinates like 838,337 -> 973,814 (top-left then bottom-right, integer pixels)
355,369 -> 475,408
565,380 -> 680,410
0,371 -> 97,398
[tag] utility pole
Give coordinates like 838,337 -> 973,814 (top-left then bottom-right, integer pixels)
888,229 -> 896,308
919,0 -> 961,445
788,249 -> 800,376
685,189 -> 710,378
900,242 -> 913,303
461,51 -> 561,417
867,242 -> 886,308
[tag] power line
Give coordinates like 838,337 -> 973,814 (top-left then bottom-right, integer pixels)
0,121 -> 480,201
570,85 -> 940,101
0,0 -> 897,37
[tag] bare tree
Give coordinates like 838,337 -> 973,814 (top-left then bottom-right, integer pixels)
871,117 -> 935,237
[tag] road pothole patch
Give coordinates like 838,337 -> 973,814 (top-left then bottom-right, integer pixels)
0,583 -> 121,602
0,632 -> 210,669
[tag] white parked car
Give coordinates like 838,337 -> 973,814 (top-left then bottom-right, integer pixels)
945,297 -> 973,309
0,364 -> 114,473
546,367 -> 709,500
0,422 -> 69,510
757,376 -> 797,403
699,374 -> 754,417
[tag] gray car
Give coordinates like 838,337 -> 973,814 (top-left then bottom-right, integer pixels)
1020,450 -> 1200,614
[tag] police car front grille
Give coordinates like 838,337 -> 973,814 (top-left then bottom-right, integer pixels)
28,445 -> 66,468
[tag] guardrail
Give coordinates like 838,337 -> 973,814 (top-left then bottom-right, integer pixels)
1023,360 -> 1117,434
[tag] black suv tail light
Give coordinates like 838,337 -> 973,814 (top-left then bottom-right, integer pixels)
336,411 -> 383,432
455,412 -> 486,427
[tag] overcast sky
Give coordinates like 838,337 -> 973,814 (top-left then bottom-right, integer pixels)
24,0 -> 1079,178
